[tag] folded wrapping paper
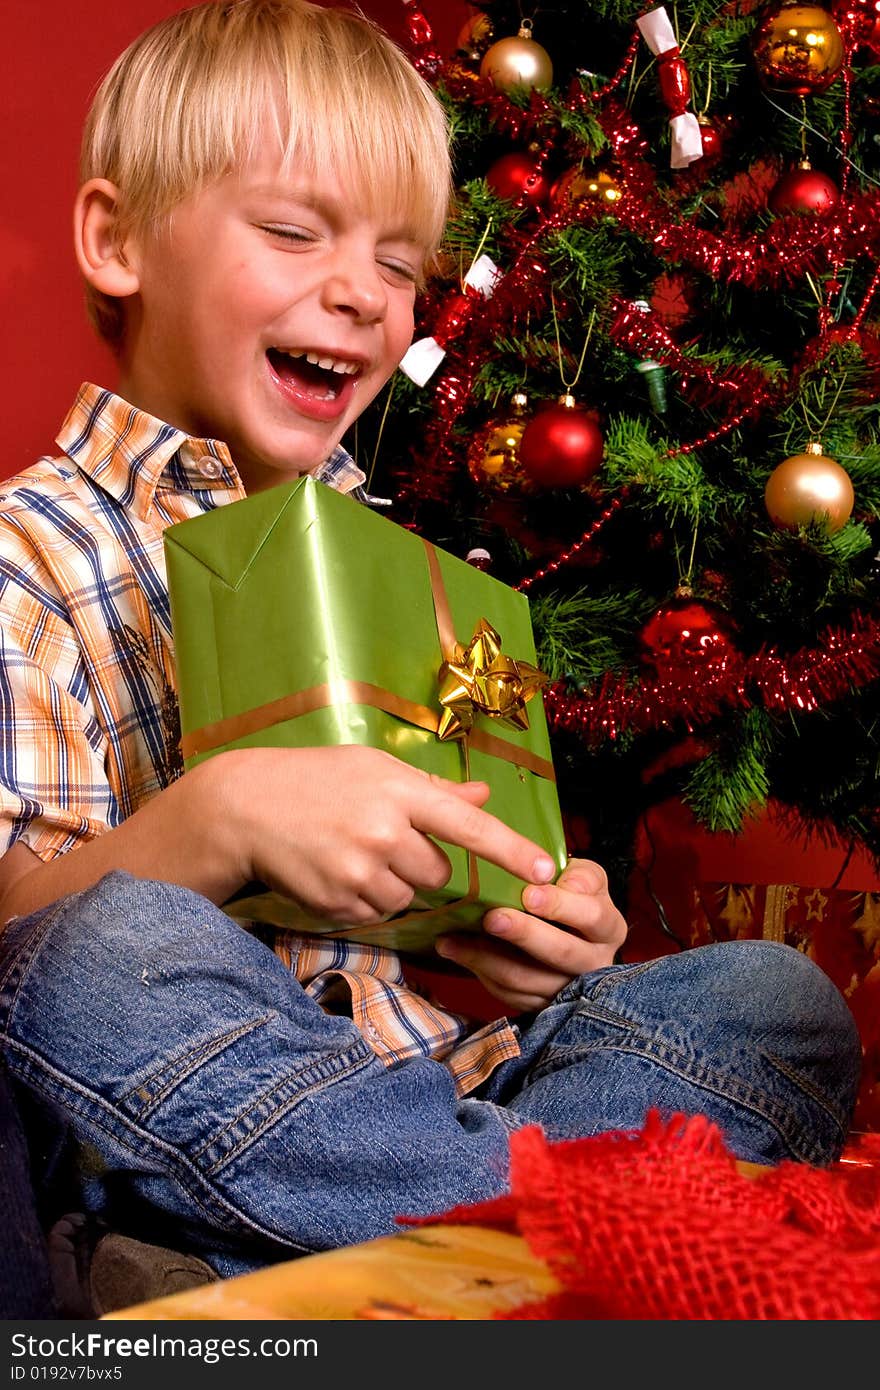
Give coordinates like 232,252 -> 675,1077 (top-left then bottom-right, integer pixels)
165,477 -> 566,951
103,1224 -> 559,1321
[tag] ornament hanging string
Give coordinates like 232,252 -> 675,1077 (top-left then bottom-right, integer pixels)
799,371 -> 848,446
365,376 -> 397,496
551,293 -> 594,391
820,23 -> 857,336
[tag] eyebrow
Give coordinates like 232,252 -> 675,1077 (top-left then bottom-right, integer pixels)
246,184 -> 424,246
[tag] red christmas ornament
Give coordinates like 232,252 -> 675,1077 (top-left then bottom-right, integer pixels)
486,152 -> 552,209
768,160 -> 840,214
640,588 -> 737,669
518,394 -> 605,490
690,116 -> 725,172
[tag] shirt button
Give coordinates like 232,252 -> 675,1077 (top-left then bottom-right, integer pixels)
367,1023 -> 381,1041
198,458 -> 223,479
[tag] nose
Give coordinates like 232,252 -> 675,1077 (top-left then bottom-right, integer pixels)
321,245 -> 388,324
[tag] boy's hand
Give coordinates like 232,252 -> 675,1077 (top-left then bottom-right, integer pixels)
434,859 -> 627,1013
227,745 -> 558,925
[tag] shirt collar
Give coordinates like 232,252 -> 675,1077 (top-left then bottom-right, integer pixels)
312,444 -> 367,495
56,383 -> 365,522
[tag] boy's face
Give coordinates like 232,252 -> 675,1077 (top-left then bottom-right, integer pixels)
118,136 -> 425,492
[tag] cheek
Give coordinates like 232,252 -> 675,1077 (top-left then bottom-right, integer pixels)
385,301 -> 416,362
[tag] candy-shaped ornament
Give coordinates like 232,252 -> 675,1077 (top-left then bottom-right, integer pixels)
636,6 -> 704,168
398,254 -> 501,388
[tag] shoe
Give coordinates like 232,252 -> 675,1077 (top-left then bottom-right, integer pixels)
47,1213 -> 217,1317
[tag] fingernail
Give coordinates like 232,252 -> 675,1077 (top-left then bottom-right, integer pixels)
532,855 -> 555,883
523,886 -> 545,912
435,939 -> 453,958
486,912 -> 512,935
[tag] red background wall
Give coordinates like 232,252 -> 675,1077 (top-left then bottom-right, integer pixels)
0,0 -> 468,479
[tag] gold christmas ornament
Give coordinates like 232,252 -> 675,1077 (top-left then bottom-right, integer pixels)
466,390 -> 531,493
764,441 -> 855,531
752,3 -> 845,95
480,20 -> 554,94
551,166 -> 623,211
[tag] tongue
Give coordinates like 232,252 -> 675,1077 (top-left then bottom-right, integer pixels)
268,350 -> 338,395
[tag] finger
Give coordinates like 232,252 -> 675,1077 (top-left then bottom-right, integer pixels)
411,791 -> 556,887
389,834 -> 452,893
359,869 -> 417,919
442,779 -> 491,805
436,933 -> 567,1012
482,908 -> 609,976
520,880 -> 627,947
556,858 -> 608,895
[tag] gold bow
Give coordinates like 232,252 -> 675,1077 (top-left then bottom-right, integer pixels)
437,618 -> 548,742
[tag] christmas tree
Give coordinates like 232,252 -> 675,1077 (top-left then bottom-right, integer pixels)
356,0 -> 880,907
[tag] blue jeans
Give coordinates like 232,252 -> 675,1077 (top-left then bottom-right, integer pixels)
0,872 -> 861,1279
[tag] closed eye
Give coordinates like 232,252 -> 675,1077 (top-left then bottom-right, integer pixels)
259,223 -> 319,245
379,259 -> 419,286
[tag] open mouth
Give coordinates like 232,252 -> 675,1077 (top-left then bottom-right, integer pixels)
266,348 -> 362,404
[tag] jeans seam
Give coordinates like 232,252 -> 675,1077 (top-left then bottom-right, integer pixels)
530,1024 -> 845,1164
0,900 -> 69,1005
120,1012 -> 278,1119
762,1048 -> 853,1134
2,1035 -> 314,1251
587,959 -> 659,997
197,1043 -> 379,1174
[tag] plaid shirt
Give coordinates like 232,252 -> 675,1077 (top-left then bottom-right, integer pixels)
0,383 -> 520,1094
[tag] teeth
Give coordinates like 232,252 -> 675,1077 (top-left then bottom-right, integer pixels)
279,349 -> 359,375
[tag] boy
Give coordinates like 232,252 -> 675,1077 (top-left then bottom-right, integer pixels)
0,0 -> 861,1279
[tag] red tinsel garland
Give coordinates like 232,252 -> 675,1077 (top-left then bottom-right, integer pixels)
598,99 -> 880,287
544,610 -> 880,744
608,296 -> 782,413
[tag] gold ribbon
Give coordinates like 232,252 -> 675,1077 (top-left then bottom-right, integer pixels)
437,618 -> 548,742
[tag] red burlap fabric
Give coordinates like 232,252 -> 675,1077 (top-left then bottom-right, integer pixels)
410,1113 -> 880,1320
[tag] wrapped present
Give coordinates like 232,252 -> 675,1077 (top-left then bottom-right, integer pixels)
164,476 -> 566,951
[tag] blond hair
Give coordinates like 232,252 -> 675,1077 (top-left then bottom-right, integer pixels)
80,0 -> 452,344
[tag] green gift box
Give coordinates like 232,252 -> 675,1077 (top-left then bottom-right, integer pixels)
164,476 -> 566,952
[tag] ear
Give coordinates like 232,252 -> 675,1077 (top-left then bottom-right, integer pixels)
73,178 -> 141,300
